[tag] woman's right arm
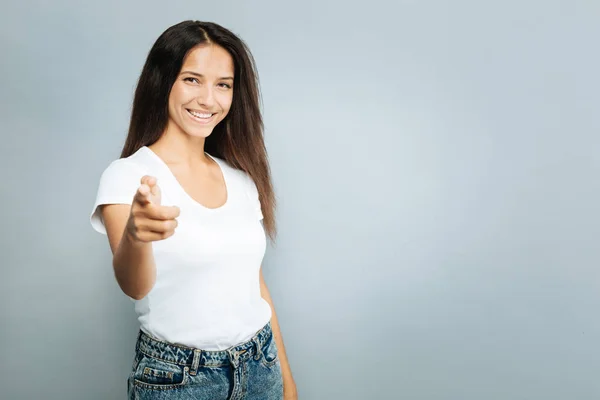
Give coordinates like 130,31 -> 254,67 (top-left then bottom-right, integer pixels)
101,176 -> 179,300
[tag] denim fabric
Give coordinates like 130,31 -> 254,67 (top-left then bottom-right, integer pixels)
127,322 -> 283,400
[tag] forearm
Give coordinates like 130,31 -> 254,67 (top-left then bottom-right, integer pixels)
259,271 -> 297,396
269,303 -> 296,394
113,230 -> 156,300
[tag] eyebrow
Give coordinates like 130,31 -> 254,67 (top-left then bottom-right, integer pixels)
181,71 -> 234,81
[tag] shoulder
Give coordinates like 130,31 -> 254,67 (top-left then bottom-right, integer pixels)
101,157 -> 143,176
94,159 -> 143,194
93,150 -> 154,202
98,147 -> 155,178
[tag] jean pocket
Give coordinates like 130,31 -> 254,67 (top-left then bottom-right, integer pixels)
259,334 -> 279,368
133,353 -> 189,390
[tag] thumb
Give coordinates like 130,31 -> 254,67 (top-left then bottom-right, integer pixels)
141,175 -> 157,187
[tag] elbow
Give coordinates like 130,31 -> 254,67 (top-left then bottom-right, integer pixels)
121,277 -> 154,300
129,290 -> 148,301
112,261 -> 154,301
121,283 -> 152,300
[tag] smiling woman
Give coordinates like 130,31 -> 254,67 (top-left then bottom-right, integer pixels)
169,45 -> 235,133
89,20 -> 296,400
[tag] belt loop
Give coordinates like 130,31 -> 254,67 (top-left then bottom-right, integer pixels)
227,349 -> 240,369
189,349 -> 201,376
252,337 -> 262,360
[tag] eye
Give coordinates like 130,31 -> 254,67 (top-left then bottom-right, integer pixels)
218,82 -> 232,89
184,77 -> 199,84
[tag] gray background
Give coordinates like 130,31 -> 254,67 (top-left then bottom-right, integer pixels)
1,0 -> 599,399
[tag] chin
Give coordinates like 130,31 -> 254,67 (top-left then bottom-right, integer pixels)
186,128 -> 215,139
179,119 -> 217,137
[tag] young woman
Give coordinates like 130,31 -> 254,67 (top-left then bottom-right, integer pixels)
90,20 -> 297,400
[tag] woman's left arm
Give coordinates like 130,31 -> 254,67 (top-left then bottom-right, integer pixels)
259,268 -> 298,400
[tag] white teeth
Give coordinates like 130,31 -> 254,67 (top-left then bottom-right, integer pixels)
188,110 -> 213,119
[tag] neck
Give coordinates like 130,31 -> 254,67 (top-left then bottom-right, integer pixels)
149,122 -> 210,167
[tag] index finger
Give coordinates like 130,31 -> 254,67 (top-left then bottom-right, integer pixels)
133,184 -> 151,206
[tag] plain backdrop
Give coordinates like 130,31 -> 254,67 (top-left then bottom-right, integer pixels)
1,0 -> 599,399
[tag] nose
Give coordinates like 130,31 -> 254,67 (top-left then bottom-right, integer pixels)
196,86 -> 215,107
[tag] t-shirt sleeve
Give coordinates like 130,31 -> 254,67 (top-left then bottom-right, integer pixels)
90,159 -> 143,235
246,174 -> 264,221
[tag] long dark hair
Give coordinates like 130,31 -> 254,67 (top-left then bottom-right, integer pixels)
120,20 -> 276,241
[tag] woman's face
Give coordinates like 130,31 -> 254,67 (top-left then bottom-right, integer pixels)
167,44 -> 235,139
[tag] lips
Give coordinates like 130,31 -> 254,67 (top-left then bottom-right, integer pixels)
186,109 -> 215,123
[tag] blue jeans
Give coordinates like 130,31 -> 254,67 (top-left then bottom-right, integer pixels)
127,322 -> 283,399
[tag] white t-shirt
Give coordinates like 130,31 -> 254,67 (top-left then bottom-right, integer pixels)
90,146 -> 271,350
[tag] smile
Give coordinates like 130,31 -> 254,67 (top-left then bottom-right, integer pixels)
186,109 -> 215,123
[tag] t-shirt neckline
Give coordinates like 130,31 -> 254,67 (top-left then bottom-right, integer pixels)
139,146 -> 229,211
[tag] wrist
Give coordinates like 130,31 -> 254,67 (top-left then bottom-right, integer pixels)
123,226 -> 146,248
284,379 -> 297,393
284,385 -> 298,400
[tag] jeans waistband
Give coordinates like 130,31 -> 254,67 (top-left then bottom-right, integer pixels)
135,322 -> 272,371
